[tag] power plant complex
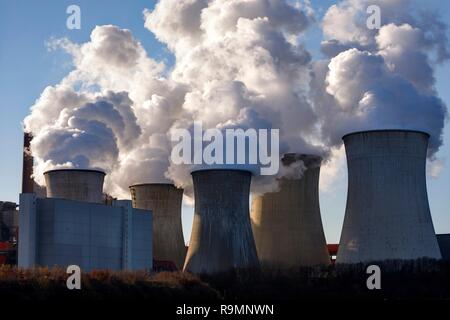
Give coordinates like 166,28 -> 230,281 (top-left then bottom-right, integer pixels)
1,129 -> 447,274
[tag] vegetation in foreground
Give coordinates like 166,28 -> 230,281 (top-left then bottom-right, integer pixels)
0,259 -> 449,301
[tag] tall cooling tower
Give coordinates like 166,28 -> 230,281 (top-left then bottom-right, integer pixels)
337,130 -> 442,263
129,183 -> 186,269
251,154 -> 330,268
184,169 -> 259,274
44,169 -> 105,203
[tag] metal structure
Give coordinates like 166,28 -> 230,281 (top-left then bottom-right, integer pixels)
129,184 -> 186,269
44,169 -> 105,203
337,130 -> 442,263
251,154 -> 330,268
184,169 -> 259,274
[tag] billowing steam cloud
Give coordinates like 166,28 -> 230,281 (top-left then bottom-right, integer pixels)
24,0 -> 448,198
312,0 -> 449,155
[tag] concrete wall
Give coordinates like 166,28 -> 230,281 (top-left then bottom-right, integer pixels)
130,184 -> 185,269
18,194 -> 152,271
44,169 -> 105,203
251,154 -> 330,268
337,130 -> 441,263
184,170 -> 259,274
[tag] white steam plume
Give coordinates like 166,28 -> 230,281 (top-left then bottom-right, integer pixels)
312,0 -> 448,158
24,0 -> 448,199
24,1 -> 324,198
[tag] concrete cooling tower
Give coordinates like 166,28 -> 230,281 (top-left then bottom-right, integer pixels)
44,169 -> 105,203
337,130 -> 442,263
184,169 -> 259,274
251,154 -> 330,268
129,184 -> 186,269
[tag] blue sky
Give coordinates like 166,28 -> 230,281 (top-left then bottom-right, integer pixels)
0,0 -> 449,243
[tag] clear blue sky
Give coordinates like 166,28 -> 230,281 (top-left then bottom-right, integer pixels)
0,0 -> 449,243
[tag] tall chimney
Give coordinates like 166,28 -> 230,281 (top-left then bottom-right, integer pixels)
129,183 -> 186,269
184,169 -> 259,274
44,169 -> 105,203
251,154 -> 330,268
22,132 -> 34,193
337,130 -> 442,263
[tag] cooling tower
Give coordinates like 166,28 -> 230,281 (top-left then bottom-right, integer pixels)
251,154 -> 330,268
44,169 -> 105,203
184,169 -> 259,274
129,183 -> 186,269
337,130 -> 442,263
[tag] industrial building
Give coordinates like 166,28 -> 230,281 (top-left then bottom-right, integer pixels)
129,183 -> 186,269
337,130 -> 442,263
184,169 -> 259,274
251,154 -> 330,268
0,201 -> 18,265
18,169 -> 153,271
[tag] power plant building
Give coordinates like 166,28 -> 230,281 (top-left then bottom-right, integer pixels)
251,154 -> 330,268
129,184 -> 186,269
184,169 -> 259,274
18,169 -> 153,271
337,130 -> 442,263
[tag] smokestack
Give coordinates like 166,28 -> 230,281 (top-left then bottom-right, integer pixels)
251,154 -> 330,268
44,169 -> 105,203
129,183 -> 186,269
22,132 -> 34,193
337,130 -> 442,263
184,169 -> 259,274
